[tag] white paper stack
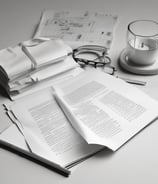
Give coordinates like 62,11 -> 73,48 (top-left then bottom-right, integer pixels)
0,39 -> 77,97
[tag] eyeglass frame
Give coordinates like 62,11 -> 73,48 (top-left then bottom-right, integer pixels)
72,45 -> 116,75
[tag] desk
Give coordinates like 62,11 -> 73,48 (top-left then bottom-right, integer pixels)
1,0 -> 158,183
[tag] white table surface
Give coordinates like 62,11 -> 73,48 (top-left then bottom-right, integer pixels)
1,0 -> 158,183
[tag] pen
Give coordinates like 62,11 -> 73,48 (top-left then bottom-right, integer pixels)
116,76 -> 147,86
0,140 -> 71,177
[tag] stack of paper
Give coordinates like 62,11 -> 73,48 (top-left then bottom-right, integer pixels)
0,39 -> 77,97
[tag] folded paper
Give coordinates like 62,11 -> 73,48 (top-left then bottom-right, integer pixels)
0,39 -> 78,98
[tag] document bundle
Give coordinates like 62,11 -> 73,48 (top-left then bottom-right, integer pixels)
0,38 -> 78,98
1,70 -> 158,175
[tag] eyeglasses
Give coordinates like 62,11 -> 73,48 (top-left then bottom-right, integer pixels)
72,45 -> 116,75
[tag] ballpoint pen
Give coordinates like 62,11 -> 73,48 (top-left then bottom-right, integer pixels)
0,140 -> 71,177
116,76 -> 147,86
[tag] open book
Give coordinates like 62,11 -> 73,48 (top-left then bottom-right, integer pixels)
2,70 -> 158,172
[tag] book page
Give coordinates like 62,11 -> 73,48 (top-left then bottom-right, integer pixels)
7,88 -> 102,167
53,69 -> 158,151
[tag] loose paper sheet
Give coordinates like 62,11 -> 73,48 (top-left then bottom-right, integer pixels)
7,88 -> 103,167
34,10 -> 118,48
53,70 -> 158,151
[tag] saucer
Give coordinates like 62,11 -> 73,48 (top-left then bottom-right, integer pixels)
119,48 -> 158,75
